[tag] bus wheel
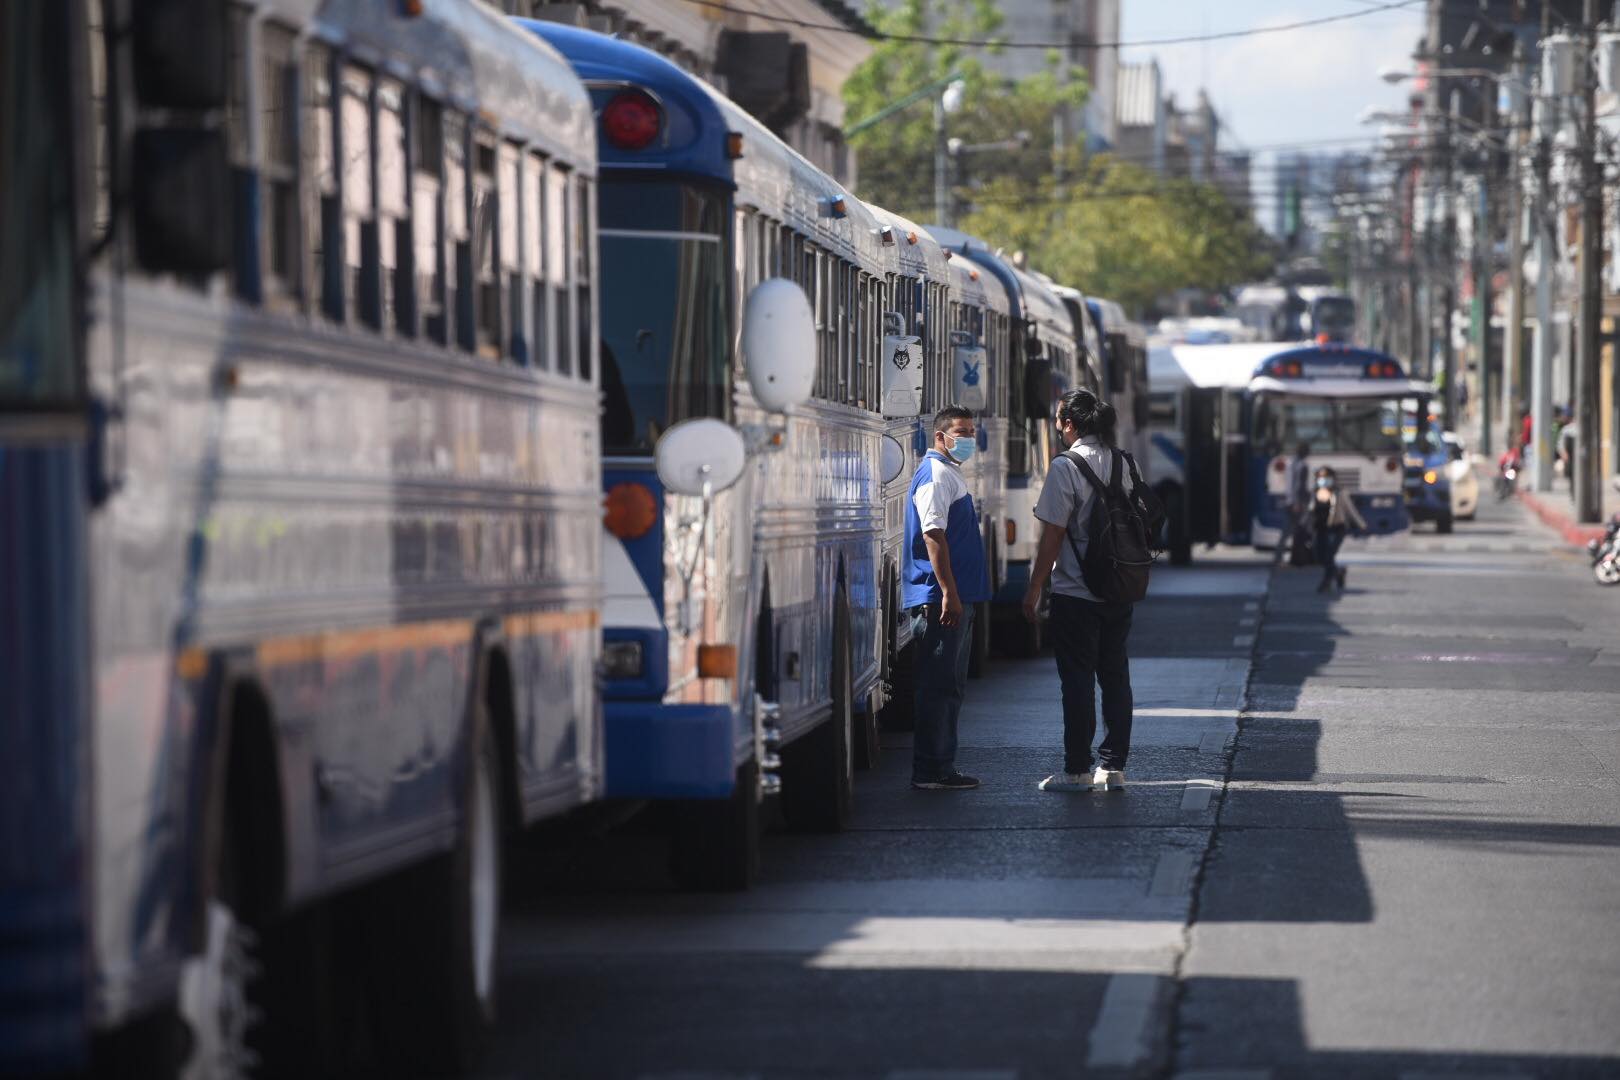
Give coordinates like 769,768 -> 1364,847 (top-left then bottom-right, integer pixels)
670,759 -> 761,892
855,689 -> 882,771
370,707 -> 502,1074
781,598 -> 854,832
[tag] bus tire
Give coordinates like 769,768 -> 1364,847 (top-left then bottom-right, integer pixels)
369,701 -> 502,1075
856,689 -> 882,771
781,597 -> 854,832
670,759 -> 761,892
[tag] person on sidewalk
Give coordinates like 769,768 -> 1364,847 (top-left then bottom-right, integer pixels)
1023,389 -> 1137,793
1311,466 -> 1366,594
904,405 -> 991,791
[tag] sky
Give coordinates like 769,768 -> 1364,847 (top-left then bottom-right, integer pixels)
1117,0 -> 1430,226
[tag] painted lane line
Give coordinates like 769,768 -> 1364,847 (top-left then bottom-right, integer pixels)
1238,616 -> 1257,628
1180,779 -> 1219,812
1198,731 -> 1230,754
1149,850 -> 1198,897
1085,973 -> 1162,1069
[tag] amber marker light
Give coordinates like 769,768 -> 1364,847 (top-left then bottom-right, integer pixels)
604,482 -> 658,539
697,644 -> 738,679
726,131 -> 745,159
1005,519 -> 1017,546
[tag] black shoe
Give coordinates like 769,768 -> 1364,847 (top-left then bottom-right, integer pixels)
1336,567 -> 1347,589
912,771 -> 981,790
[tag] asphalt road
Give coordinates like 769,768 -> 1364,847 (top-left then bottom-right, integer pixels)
486,494 -> 1620,1079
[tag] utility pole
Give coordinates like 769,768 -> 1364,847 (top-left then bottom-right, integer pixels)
1441,91 -> 1459,426
1504,46 -> 1529,446
1476,171 -> 1494,458
1574,0 -> 1604,522
1531,6 -> 1557,493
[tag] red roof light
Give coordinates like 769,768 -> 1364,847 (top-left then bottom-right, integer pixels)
602,89 -> 661,151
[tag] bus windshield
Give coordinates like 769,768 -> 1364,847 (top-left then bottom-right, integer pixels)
1312,297 -> 1355,337
1,5 -> 80,403
1254,395 -> 1404,455
597,180 -> 730,454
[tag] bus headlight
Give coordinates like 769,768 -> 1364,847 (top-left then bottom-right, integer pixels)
1423,469 -> 1438,485
602,641 -> 645,680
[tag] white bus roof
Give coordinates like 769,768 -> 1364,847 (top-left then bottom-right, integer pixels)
1149,342 -> 1435,397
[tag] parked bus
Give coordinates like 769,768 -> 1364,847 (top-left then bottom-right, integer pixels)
2,1 -> 602,1074
1087,298 -> 1151,467
523,23 -> 884,889
1148,343 -> 1432,554
924,229 -> 1082,655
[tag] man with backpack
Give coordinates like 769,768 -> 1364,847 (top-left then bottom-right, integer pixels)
1022,389 -> 1162,792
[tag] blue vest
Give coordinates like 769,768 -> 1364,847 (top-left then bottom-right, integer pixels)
903,451 -> 991,608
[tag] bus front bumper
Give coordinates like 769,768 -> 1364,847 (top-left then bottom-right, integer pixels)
603,702 -> 737,799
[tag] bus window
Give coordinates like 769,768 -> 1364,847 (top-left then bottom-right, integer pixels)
443,110 -> 469,350
340,63 -> 376,329
377,78 -> 409,333
471,132 -> 499,358
546,163 -> 571,374
414,97 -> 445,345
0,0 -> 79,401
305,43 -> 339,321
575,175 -> 593,381
527,151 -> 547,367
597,179 -> 729,451
498,141 -> 522,360
260,22 -> 300,307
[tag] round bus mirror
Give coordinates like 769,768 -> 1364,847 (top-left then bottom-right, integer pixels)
880,434 -> 907,485
743,278 -> 816,413
655,417 -> 748,496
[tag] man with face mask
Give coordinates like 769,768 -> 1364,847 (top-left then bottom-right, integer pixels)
903,405 -> 991,790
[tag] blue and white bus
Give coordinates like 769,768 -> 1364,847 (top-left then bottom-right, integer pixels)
2,1 -> 602,1074
523,23 -> 887,889
1087,297 -> 1151,468
924,229 -> 1082,655
1147,343 -> 1433,553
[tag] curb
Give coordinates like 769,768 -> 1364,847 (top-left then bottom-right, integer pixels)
1516,488 -> 1608,547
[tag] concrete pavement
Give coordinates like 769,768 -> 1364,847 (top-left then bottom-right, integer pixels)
486,497 -> 1620,1079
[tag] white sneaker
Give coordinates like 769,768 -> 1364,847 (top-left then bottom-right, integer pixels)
1038,772 -> 1093,792
1092,765 -> 1125,790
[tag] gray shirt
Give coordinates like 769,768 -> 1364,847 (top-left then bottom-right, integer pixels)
1032,436 -> 1139,602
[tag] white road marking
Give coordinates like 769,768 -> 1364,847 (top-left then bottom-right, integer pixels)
1180,780 -> 1219,812
1198,731 -> 1230,754
1238,616 -> 1257,628
1149,850 -> 1197,897
1232,633 -> 1255,648
1085,973 -> 1162,1068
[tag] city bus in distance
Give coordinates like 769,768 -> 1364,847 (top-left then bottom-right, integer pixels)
924,228 -> 1083,656
2,1 -> 603,1075
522,22 -> 886,889
1148,343 -> 1433,553
1086,297 -> 1151,468
1298,286 -> 1356,344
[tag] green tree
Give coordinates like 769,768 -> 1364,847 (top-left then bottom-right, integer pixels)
843,0 -> 1087,221
843,2 -> 1274,313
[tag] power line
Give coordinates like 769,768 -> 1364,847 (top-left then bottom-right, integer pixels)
677,0 -> 1422,51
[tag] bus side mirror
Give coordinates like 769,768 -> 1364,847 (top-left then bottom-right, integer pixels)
743,278 -> 815,413
657,418 -> 748,495
1023,357 -> 1053,419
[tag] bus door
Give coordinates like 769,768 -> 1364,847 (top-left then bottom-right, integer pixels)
1222,390 -> 1250,542
1183,387 -> 1222,544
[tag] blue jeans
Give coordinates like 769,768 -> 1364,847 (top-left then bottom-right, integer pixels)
911,602 -> 975,782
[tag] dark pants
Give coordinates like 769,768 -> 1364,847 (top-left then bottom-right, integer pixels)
1314,525 -> 1346,581
1049,594 -> 1134,775
911,603 -> 975,782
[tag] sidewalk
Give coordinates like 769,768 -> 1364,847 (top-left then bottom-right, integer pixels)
1517,476 -> 1613,547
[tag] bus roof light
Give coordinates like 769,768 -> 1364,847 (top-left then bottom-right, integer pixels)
906,230 -> 918,245
877,225 -> 895,245
726,131 -> 744,158
823,196 -> 848,219
602,89 -> 661,151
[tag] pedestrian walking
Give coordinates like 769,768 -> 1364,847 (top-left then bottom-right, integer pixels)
1310,466 -> 1366,593
1023,389 -> 1144,793
904,405 -> 991,791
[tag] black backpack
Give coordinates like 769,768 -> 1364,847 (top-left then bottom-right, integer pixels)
1062,448 -> 1164,604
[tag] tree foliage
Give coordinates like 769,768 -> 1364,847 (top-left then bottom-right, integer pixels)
843,0 -> 1274,314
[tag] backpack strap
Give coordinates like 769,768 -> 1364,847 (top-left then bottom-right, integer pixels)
1059,448 -> 1110,573
1121,451 -> 1145,491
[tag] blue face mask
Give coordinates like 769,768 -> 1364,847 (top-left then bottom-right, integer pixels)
948,434 -> 976,463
